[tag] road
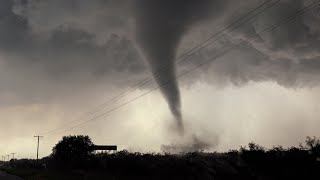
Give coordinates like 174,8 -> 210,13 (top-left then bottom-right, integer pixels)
0,170 -> 24,180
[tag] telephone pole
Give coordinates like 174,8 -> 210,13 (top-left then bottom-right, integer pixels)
34,135 -> 43,162
11,153 -> 16,160
7,155 -> 10,161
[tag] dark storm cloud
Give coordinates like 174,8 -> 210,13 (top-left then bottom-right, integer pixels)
21,3 -> 145,71
236,0 -> 320,87
0,0 -> 29,50
0,0 -> 146,106
0,0 -> 320,108
247,0 -> 320,59
177,0 -> 320,88
1,0 -> 143,77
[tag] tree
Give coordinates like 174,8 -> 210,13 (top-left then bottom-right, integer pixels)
52,135 -> 94,161
305,136 -> 320,157
248,142 -> 265,152
305,136 -> 320,150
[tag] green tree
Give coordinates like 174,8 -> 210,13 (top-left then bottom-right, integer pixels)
52,135 -> 94,161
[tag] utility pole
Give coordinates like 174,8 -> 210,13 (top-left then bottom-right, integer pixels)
11,153 -> 16,160
7,155 -> 10,161
34,135 -> 43,162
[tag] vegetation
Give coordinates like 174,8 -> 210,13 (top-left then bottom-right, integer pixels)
1,136 -> 320,180
51,135 -> 94,161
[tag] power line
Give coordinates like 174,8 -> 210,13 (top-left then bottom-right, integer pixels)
44,0 -> 320,137
40,0 -> 279,136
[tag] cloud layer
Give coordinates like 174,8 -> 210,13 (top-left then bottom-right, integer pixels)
0,0 -> 318,107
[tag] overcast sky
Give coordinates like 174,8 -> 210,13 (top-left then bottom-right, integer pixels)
1,0 -> 320,158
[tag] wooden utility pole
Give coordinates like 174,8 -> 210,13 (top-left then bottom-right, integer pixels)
11,153 -> 16,159
7,155 -> 10,161
34,135 -> 43,162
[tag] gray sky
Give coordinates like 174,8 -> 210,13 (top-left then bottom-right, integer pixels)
1,0 -> 320,158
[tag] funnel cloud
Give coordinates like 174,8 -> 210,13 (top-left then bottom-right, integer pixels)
134,0 -> 218,133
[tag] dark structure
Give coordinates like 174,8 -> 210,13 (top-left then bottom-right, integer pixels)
92,145 -> 117,154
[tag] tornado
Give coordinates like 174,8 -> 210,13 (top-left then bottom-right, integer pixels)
134,0 -> 216,134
